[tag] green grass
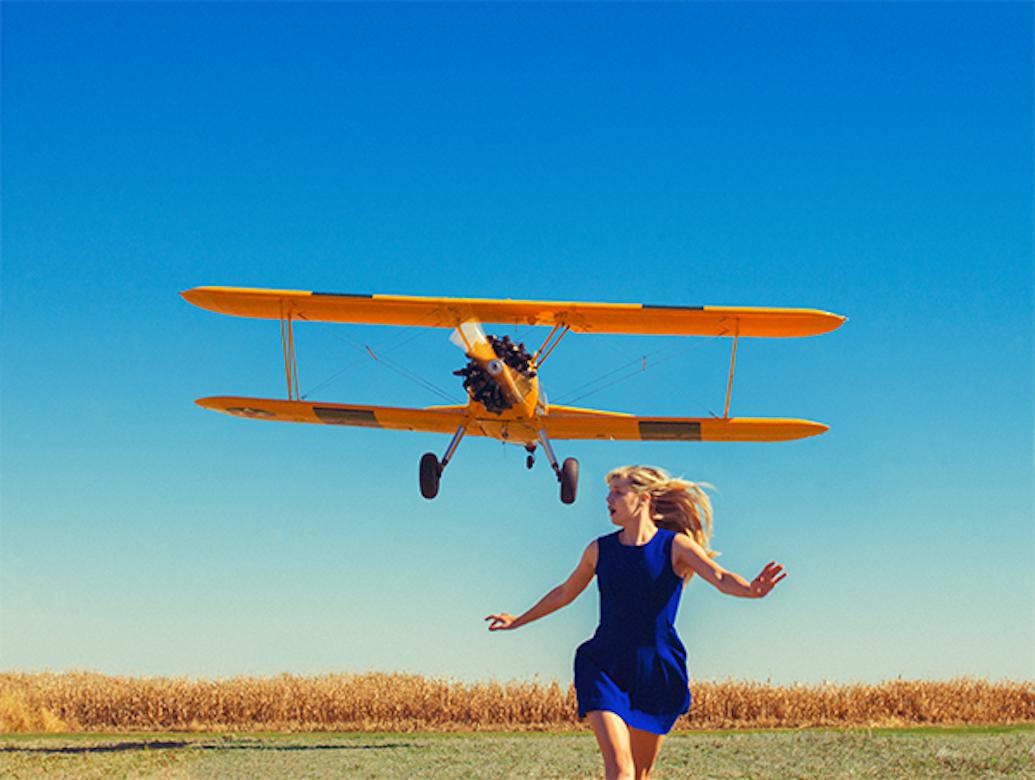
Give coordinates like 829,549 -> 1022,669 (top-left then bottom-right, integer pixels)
1,725 -> 1032,779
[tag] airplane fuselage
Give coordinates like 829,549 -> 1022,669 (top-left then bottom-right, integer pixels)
462,367 -> 543,445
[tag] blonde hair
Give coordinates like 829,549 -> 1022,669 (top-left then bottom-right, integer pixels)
606,464 -> 718,585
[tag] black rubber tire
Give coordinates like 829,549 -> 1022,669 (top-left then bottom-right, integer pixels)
560,457 -> 579,504
526,455 -> 535,470
419,452 -> 441,499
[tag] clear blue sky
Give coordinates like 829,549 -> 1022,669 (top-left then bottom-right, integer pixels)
2,3 -> 1031,686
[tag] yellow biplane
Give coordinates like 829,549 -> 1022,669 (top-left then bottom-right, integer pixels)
182,286 -> 845,503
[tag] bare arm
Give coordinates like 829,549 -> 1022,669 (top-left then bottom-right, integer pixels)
673,534 -> 786,598
485,541 -> 597,631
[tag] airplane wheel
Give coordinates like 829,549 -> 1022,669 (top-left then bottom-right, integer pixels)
526,455 -> 535,470
560,457 -> 578,504
420,452 -> 441,499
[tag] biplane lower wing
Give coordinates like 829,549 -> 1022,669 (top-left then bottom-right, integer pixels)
196,396 -> 467,434
542,404 -> 827,442
198,397 -> 827,442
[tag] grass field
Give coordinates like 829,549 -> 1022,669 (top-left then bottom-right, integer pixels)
1,725 -> 1032,779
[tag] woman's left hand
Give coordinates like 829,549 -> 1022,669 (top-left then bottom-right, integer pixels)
750,561 -> 786,598
484,613 -> 518,631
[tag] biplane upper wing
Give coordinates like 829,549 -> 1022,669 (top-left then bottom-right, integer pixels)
196,396 -> 467,433
542,404 -> 828,442
182,286 -> 845,337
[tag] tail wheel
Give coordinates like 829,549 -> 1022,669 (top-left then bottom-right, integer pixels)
560,457 -> 579,504
419,453 -> 441,499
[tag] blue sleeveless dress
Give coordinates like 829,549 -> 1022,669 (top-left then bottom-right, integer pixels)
573,527 -> 691,734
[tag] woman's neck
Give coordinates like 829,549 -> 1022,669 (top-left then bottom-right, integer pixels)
619,515 -> 657,546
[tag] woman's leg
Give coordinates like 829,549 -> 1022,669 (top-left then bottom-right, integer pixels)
628,726 -> 665,780
585,710 -> 635,780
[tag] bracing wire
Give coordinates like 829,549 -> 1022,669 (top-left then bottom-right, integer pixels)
300,319 -> 726,409
370,353 -> 462,405
554,336 -> 722,406
301,360 -> 365,400
300,326 -> 461,404
553,354 -> 653,404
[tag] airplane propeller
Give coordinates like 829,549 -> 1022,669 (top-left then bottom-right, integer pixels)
449,320 -> 496,363
450,320 -> 526,411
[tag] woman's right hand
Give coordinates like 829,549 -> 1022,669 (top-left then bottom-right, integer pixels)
750,561 -> 787,598
484,613 -> 518,631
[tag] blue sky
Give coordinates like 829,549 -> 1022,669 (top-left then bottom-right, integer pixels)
2,2 -> 1032,686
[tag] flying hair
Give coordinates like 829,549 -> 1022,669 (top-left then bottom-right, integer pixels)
605,465 -> 718,586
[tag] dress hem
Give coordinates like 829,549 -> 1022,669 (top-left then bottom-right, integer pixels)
576,704 -> 685,736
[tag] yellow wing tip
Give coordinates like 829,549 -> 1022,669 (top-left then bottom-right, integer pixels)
195,396 -> 231,412
819,312 -> 847,334
770,418 -> 829,439
698,417 -> 831,442
181,286 -> 314,315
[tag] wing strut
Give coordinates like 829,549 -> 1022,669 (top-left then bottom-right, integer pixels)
534,324 -> 570,367
280,311 -> 300,400
723,322 -> 740,418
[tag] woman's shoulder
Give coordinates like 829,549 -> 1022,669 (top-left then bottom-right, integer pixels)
587,532 -> 619,557
658,526 -> 680,552
667,528 -> 691,548
577,537 -> 603,570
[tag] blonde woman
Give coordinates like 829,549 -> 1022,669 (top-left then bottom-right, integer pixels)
486,465 -> 786,780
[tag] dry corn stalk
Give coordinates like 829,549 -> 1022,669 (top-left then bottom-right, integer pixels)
0,672 -> 1031,733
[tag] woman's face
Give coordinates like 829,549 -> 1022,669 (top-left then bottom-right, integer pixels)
606,476 -> 646,526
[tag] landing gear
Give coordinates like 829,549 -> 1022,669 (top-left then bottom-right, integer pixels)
418,426 -> 577,503
419,424 -> 466,500
419,453 -> 441,499
537,429 -> 579,504
560,457 -> 579,504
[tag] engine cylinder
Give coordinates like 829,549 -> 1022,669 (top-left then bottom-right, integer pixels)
452,335 -> 536,414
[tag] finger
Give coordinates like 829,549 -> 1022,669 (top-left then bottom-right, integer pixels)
773,572 -> 787,585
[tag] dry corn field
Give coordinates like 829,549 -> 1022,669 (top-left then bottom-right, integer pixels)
1,672 -> 1032,733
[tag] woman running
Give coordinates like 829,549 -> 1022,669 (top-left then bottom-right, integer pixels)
486,465 -> 786,780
